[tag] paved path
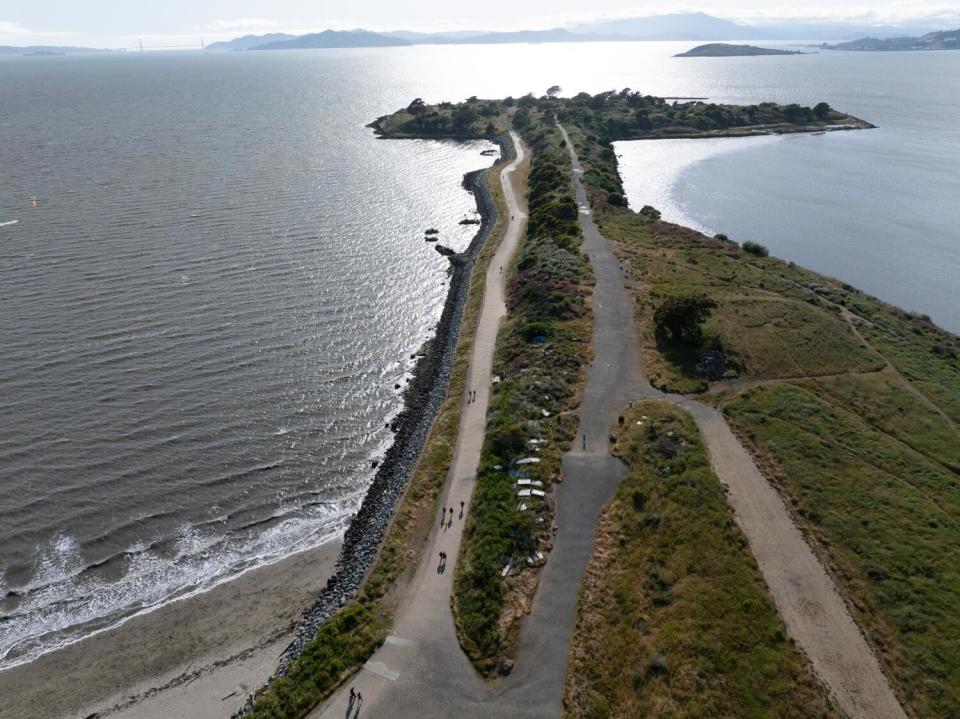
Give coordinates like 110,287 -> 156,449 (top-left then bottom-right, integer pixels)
553,124 -> 906,719
312,132 -> 531,719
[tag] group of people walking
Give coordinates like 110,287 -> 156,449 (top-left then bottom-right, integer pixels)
466,389 -> 477,404
440,502 -> 465,528
438,500 -> 467,573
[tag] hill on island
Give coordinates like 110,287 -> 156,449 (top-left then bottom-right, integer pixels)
250,30 -> 411,50
206,33 -> 297,50
823,27 -> 960,50
676,43 -> 803,57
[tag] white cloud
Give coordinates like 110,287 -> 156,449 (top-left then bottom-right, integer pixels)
0,20 -> 32,35
0,20 -> 79,44
200,18 -> 286,32
730,2 -> 960,25
529,1 -> 960,30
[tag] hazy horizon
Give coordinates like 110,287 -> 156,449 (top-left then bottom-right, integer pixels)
3,1 -> 960,49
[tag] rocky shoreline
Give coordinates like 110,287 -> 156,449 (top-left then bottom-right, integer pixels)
234,133 -> 510,715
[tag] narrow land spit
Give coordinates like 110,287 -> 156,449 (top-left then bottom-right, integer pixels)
312,125 -> 907,719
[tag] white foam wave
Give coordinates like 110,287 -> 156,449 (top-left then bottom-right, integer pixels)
0,502 -> 356,671
0,219 -> 19,227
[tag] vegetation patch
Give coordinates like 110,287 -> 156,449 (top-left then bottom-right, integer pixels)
372,96 -> 509,139
724,382 -> 960,718
564,400 -> 837,718
453,106 -> 592,673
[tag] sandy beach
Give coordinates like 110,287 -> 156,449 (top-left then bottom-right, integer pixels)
0,538 -> 342,719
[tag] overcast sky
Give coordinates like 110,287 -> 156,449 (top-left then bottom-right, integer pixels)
3,1 -> 960,48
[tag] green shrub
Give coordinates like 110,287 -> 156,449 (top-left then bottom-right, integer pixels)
742,241 -> 769,257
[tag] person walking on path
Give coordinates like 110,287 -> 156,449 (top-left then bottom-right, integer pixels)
448,508 -> 454,528
349,687 -> 355,704
460,500 -> 465,518
440,507 -> 446,527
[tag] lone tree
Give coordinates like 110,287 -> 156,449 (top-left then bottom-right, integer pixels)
654,294 -> 718,345
546,85 -> 562,98
813,102 -> 832,119
640,205 -> 661,220
407,97 -> 426,115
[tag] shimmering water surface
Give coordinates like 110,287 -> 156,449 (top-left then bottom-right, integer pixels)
1,42 -> 958,669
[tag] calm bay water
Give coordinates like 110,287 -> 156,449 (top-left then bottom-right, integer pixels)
614,46 -> 960,333
1,41 -> 957,669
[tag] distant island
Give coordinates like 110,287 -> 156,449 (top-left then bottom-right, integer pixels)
0,45 -> 107,56
822,27 -> 960,51
675,43 -> 803,57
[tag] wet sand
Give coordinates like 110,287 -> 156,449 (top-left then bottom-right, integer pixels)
0,538 -> 342,719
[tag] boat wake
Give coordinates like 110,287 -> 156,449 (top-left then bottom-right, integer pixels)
0,219 -> 19,227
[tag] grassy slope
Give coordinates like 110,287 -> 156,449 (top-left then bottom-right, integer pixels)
565,401 -> 837,718
453,107 -> 593,672
559,95 -> 960,717
597,213 -> 960,716
724,380 -> 960,718
247,148 -> 511,719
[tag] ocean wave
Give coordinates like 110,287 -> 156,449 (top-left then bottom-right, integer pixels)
0,502 -> 355,671
0,219 -> 19,227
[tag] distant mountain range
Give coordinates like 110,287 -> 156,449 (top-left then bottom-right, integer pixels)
569,12 -> 746,40
422,28 -> 632,44
4,13 -> 954,55
202,13 -> 948,51
822,28 -> 960,51
249,30 -> 412,50
207,27 -> 628,50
